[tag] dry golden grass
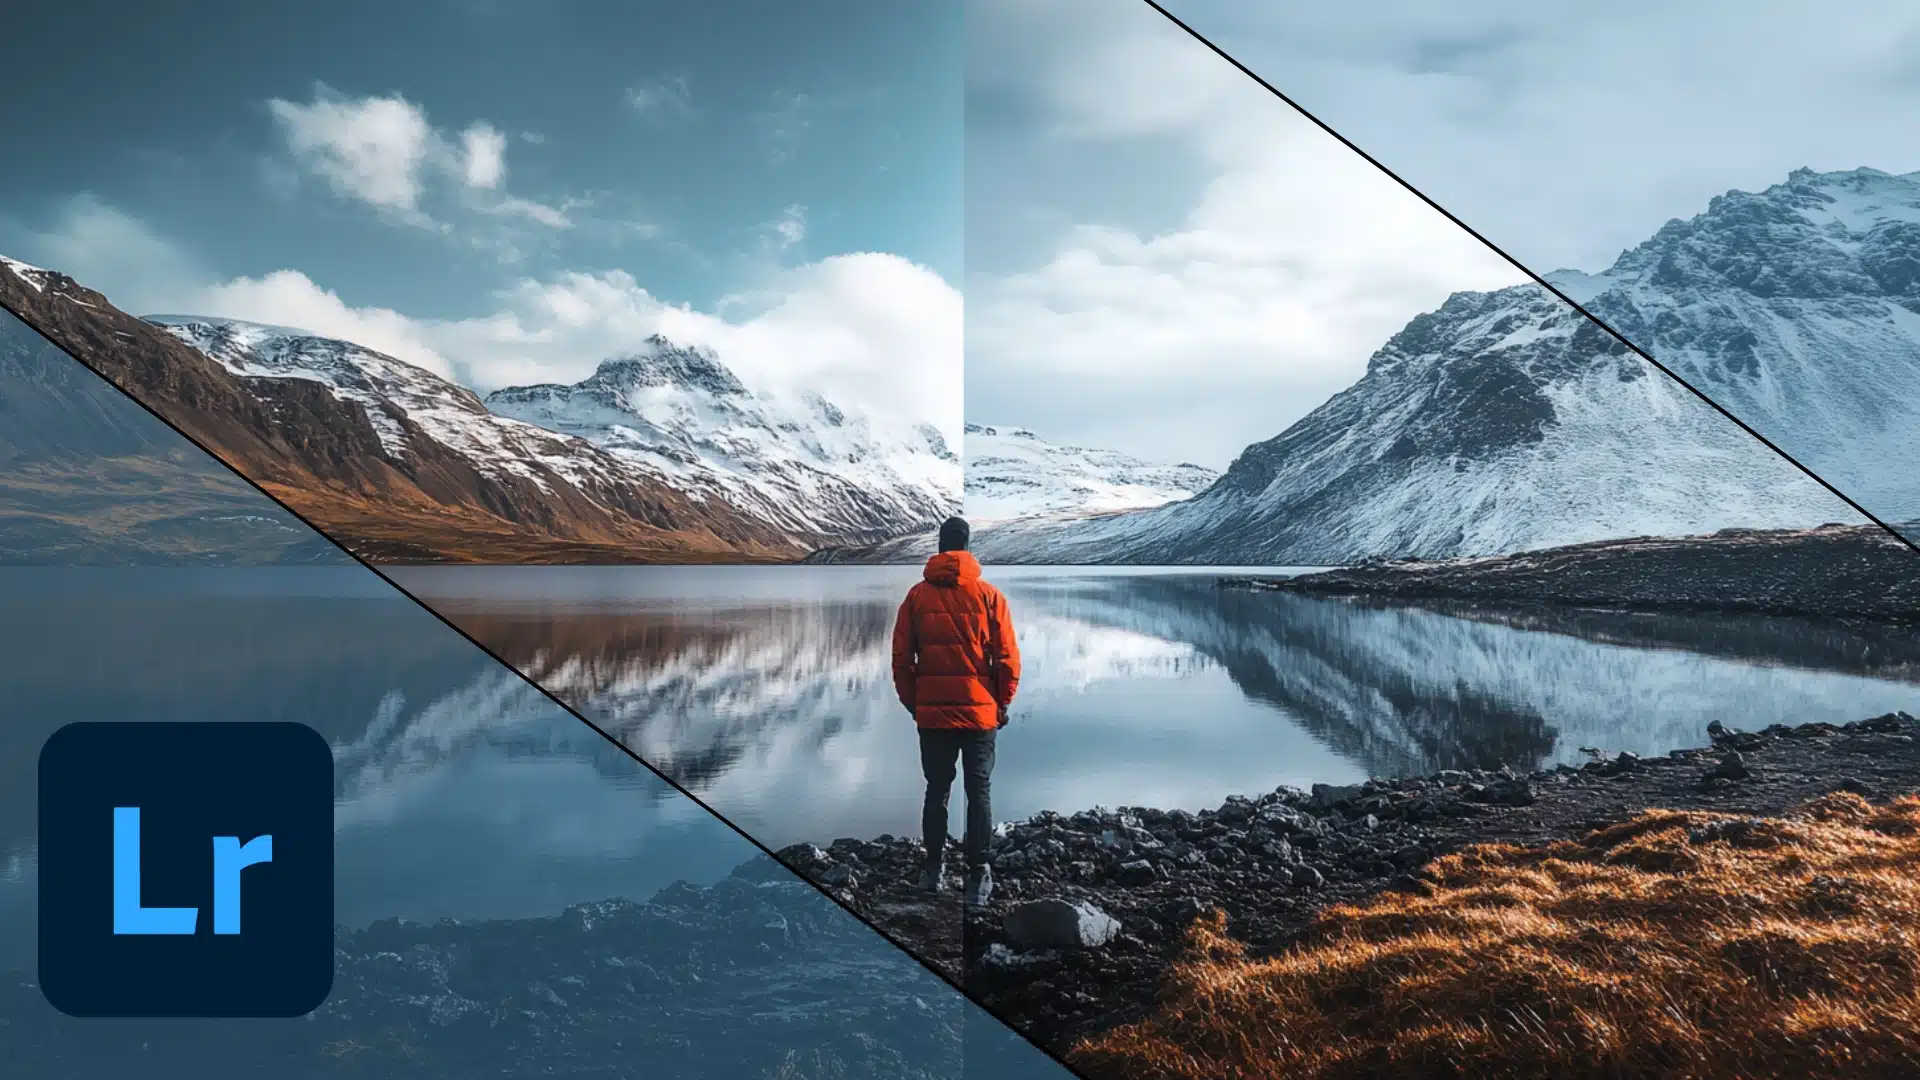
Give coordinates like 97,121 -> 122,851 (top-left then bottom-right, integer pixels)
1073,794 -> 1920,1080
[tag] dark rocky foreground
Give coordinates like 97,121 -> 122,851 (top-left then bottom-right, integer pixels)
3,875 -> 1053,1078
10,715 -> 1919,1077
777,711 -> 1920,1056
1224,524 -> 1920,622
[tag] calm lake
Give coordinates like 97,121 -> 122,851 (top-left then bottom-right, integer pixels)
9,561 -> 1919,953
0,565 -> 1061,1076
394,563 -> 1920,853
0,567 -> 756,971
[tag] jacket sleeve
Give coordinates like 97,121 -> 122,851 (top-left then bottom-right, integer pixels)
990,588 -> 1021,707
891,591 -> 918,711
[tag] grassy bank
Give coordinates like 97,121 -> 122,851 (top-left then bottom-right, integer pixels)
1076,792 -> 1920,1078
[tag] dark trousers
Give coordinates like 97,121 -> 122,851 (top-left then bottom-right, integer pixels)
919,727 -> 996,869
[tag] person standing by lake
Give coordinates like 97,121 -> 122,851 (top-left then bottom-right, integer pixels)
891,516 -> 1021,909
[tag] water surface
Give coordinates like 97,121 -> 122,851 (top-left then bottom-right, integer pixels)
0,567 -> 746,968
396,564 -> 1920,850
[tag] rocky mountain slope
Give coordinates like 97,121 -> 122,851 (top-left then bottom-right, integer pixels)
145,315 -> 870,563
0,305 -> 336,564
483,338 -> 958,549
1555,166 -> 1920,522
828,168 -> 1916,566
0,254 -> 894,563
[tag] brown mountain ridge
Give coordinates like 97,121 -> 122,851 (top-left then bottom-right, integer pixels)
0,262 -> 806,564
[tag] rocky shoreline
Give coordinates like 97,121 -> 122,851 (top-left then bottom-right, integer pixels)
1220,524 -> 1920,623
776,711 -> 1920,1057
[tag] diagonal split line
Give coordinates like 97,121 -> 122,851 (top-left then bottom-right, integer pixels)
1142,0 -> 1920,558
0,298 -> 1088,1080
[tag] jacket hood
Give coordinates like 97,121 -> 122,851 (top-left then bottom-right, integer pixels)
923,550 -> 982,587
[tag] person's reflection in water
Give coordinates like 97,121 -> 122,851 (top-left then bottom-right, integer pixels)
891,516 -> 1022,910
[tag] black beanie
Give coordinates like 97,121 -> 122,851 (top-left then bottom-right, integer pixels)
937,516 -> 971,553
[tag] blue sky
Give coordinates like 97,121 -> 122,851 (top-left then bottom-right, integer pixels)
0,0 -> 961,424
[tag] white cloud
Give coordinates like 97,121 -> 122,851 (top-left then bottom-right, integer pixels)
966,0 -> 1523,469
693,253 -> 962,436
490,196 -> 573,229
625,75 -> 694,122
268,88 -> 438,218
431,253 -> 961,440
965,0 -> 1920,469
266,85 -> 569,241
195,270 -> 460,382
460,122 -> 507,190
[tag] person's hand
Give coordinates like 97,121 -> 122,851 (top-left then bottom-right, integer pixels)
996,705 -> 1010,729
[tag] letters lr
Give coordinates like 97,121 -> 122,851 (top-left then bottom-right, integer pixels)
111,806 -> 274,936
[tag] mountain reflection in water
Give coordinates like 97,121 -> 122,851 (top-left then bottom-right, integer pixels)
399,565 -> 1920,849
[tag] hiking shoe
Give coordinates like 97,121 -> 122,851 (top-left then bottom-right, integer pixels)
916,862 -> 947,894
963,865 -> 994,909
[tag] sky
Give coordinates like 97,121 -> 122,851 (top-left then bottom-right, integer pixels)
966,0 -> 1920,471
0,0 -> 962,437
9,2 -> 1920,476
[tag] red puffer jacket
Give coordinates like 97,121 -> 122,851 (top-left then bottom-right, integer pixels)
891,551 -> 1021,730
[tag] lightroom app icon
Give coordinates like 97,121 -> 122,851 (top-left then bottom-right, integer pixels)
37,721 -> 334,1018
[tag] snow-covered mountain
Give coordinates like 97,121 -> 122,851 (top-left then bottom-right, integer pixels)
150,319 -> 953,553
152,316 -> 647,491
483,336 -> 959,548
962,422 -> 1217,524
934,167 -> 1917,565
1553,166 -> 1920,520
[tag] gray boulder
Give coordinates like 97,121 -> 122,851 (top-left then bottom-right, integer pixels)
1309,783 -> 1366,811
1004,899 -> 1121,949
